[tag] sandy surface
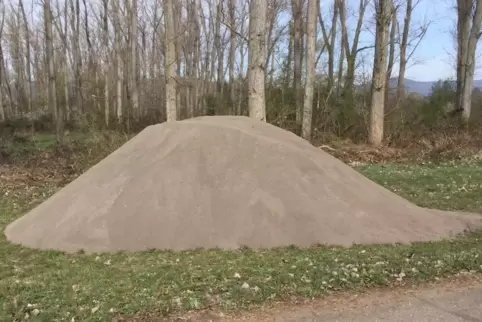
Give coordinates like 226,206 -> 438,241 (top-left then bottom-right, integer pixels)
5,116 -> 482,252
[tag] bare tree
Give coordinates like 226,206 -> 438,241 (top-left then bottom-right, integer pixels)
247,0 -> 267,121
165,0 -> 178,121
228,0 -> 236,113
19,0 -> 32,114
130,0 -> 140,119
339,0 -> 370,96
456,0 -> 482,121
302,0 -> 317,140
103,0 -> 110,125
70,0 -> 83,114
53,0 -> 71,121
44,0 -> 63,144
291,0 -> 304,122
385,2 -> 397,104
215,1 -> 224,111
318,0 -> 338,89
113,0 -> 123,122
369,0 -> 392,146
397,0 -> 412,100
397,0 -> 430,100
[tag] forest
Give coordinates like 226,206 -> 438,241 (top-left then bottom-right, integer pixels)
0,0 -> 480,149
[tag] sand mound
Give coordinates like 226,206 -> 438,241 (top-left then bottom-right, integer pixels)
5,116 -> 482,253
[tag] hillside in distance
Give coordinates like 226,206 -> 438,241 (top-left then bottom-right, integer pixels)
389,78 -> 482,96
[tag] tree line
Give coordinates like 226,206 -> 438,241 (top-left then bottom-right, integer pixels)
0,0 -> 481,146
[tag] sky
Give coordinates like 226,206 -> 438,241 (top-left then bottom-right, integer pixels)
372,0 -> 481,82
298,0 -> 482,83
3,0 -> 480,83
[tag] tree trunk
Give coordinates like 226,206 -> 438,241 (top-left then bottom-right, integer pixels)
165,0 -> 178,121
63,2 -> 71,121
339,0 -> 369,97
215,2 -> 224,113
248,0 -> 267,121
302,0 -> 317,140
385,5 -> 397,106
19,0 -> 32,114
113,0 -> 123,122
318,0 -> 337,89
44,0 -> 63,144
369,0 -> 391,146
193,0 -> 201,116
229,0 -> 236,114
0,43 -> 4,121
284,21 -> 293,88
397,0 -> 412,100
71,0 -> 83,114
456,0 -> 482,122
130,0 -> 139,119
0,6 -> 5,121
291,0 -> 304,122
103,0 -> 110,126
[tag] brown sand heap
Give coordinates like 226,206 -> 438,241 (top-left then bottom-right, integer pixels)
5,116 -> 482,253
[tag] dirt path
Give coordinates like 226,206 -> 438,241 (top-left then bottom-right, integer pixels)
173,275 -> 482,322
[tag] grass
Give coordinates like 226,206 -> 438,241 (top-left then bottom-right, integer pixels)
1,139 -> 482,321
358,159 -> 482,212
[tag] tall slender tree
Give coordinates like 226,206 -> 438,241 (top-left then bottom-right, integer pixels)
44,0 -> 63,144
456,0 -> 482,121
302,0 -> 317,140
369,0 -> 392,146
247,0 -> 268,121
165,0 -> 178,121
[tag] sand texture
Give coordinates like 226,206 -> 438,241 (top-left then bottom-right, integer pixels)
5,116 -> 482,253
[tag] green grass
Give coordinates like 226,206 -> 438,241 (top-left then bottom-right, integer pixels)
358,159 -> 482,212
1,158 -> 482,321
1,132 -> 97,158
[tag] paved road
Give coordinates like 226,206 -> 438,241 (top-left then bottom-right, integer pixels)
274,281 -> 482,322
167,276 -> 482,321
211,276 -> 482,322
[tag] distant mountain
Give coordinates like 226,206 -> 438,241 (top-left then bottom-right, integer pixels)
389,78 -> 482,96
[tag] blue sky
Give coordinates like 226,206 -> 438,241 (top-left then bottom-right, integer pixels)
379,0 -> 480,81
4,0 -> 480,82
395,0 -> 459,81
318,0 -> 481,82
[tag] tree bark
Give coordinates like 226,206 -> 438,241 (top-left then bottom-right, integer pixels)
385,5 -> 397,106
318,0 -> 337,89
397,0 -> 412,100
70,0 -> 83,114
19,0 -> 32,114
130,0 -> 139,119
228,0 -> 236,114
456,0 -> 482,122
339,0 -> 369,96
248,0 -> 267,121
0,13 -> 4,121
215,1 -> 224,113
44,0 -> 63,144
103,0 -> 109,126
165,0 -> 178,121
113,0 -> 123,122
291,0 -> 304,122
369,0 -> 391,146
302,0 -> 317,140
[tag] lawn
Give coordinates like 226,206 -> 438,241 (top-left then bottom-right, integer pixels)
1,135 -> 482,321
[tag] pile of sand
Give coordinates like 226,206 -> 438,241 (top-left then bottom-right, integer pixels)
5,116 -> 482,253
